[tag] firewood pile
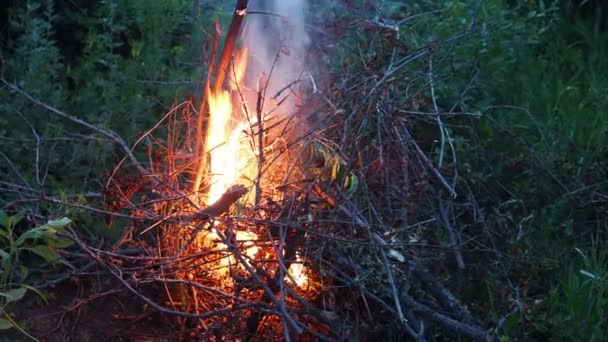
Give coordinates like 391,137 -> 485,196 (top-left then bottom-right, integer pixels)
78,1 -> 489,340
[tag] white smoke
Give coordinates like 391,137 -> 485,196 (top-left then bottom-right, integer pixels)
243,0 -> 310,117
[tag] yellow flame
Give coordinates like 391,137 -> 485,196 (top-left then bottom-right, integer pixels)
206,89 -> 236,203
229,46 -> 248,91
287,256 -> 308,288
201,47 -> 308,288
205,47 -> 252,204
206,229 -> 258,278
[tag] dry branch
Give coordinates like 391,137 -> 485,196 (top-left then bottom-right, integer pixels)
1,78 -> 148,176
192,184 -> 248,219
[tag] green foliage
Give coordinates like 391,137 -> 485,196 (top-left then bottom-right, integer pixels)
0,288 -> 27,330
0,211 -> 72,290
309,141 -> 359,195
0,210 -> 71,332
516,241 -> 608,341
0,2 -> 223,333
552,244 -> 608,340
423,0 -> 608,339
0,0 -> 203,195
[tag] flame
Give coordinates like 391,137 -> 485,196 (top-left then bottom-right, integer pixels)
205,229 -> 258,278
288,255 -> 308,288
229,46 -> 248,91
200,45 -> 308,288
205,47 -> 250,204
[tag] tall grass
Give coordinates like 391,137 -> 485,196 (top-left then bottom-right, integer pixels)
454,0 -> 608,338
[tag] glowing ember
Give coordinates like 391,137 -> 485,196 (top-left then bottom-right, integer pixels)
288,255 -> 308,288
204,229 -> 258,278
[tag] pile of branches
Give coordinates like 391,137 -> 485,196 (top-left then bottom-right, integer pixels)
97,3 -> 487,340
1,2 -> 492,341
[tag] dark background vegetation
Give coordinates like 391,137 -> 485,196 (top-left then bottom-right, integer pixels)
0,0 -> 606,340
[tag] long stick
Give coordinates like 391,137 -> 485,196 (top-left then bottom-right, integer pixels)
213,0 -> 249,95
192,23 -> 220,195
192,0 -> 249,195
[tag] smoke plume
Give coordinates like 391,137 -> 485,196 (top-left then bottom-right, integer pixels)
243,0 -> 310,117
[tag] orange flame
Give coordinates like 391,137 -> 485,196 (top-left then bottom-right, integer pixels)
205,47 -> 250,204
229,46 -> 248,91
199,45 -> 308,288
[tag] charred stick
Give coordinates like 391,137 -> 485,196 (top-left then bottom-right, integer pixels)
254,88 -> 264,206
409,261 -> 477,325
178,184 -> 249,250
192,22 -> 220,194
193,0 -> 248,194
437,200 -> 465,269
213,0 -> 248,95
399,293 -> 487,340
192,184 -> 248,219
371,233 -> 407,325
138,184 -> 248,238
400,122 -> 457,198
253,42 -> 282,206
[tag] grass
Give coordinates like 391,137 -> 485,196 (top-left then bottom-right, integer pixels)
450,0 -> 608,339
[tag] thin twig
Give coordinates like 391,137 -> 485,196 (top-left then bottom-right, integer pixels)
1,78 -> 147,176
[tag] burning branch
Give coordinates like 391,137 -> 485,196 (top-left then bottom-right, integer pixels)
213,0 -> 249,96
192,23 -> 220,196
191,0 -> 249,196
192,184 -> 248,219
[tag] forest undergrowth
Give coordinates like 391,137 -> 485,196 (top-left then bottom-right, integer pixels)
0,0 -> 606,340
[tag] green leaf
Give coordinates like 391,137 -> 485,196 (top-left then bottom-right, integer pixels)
0,318 -> 14,330
18,265 -> 29,280
0,229 -> 9,242
16,217 -> 71,245
27,245 -> 61,262
8,213 -> 24,228
347,175 -> 359,193
15,228 -> 48,246
21,284 -> 47,303
0,249 -> 10,263
0,287 -> 27,304
0,211 -> 7,228
46,217 -> 71,229
48,237 -> 74,249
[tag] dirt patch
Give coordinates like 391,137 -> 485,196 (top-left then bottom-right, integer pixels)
6,282 -> 176,341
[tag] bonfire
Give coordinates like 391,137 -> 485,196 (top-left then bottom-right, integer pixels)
77,0 -> 486,340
